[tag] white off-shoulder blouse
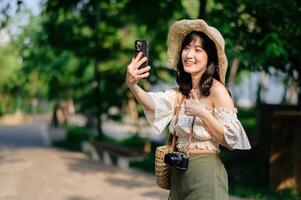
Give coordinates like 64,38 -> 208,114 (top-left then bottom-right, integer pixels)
143,88 -> 251,152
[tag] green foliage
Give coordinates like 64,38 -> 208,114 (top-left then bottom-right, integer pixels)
0,35 -> 23,114
0,45 -> 20,86
209,0 -> 301,79
53,125 -> 148,153
231,185 -> 301,200
53,126 -> 92,151
237,108 -> 258,143
182,0 -> 200,19
0,11 -> 89,114
101,134 -> 147,151
120,134 -> 147,151
66,126 -> 91,142
17,15 -> 88,101
1,0 -> 300,116
0,44 -> 20,115
40,0 -> 189,118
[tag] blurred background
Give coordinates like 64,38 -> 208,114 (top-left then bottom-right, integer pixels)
0,0 -> 300,199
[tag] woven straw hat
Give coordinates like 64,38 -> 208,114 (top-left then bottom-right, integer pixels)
167,19 -> 228,84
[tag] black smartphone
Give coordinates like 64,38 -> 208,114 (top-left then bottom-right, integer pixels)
134,40 -> 148,68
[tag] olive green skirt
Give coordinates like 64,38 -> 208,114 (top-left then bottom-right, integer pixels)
168,153 -> 229,200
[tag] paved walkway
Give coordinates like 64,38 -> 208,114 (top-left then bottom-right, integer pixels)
0,147 -> 168,200
0,115 -> 245,200
0,118 -> 169,200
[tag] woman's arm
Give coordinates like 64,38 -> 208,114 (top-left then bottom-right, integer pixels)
203,83 -> 234,148
198,109 -> 231,149
126,52 -> 154,111
184,84 -> 234,149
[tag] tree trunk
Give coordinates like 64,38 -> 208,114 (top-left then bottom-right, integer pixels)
198,0 -> 207,19
297,68 -> 301,109
94,0 -> 103,139
50,102 -> 59,127
227,57 -> 240,87
128,95 -> 139,124
94,58 -> 103,139
297,79 -> 301,110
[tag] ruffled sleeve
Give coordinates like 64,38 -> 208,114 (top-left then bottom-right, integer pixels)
143,89 -> 178,134
212,108 -> 251,150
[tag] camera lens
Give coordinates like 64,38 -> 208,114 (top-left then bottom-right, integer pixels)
136,42 -> 141,51
171,155 -> 179,161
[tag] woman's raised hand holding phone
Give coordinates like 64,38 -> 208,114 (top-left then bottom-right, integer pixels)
126,52 -> 151,87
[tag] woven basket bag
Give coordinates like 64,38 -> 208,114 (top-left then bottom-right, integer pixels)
155,144 -> 173,189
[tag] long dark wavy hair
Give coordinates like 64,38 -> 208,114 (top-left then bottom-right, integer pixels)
176,31 -> 220,98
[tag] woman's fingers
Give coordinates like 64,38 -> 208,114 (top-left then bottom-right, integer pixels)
184,107 -> 191,115
130,52 -> 147,70
133,52 -> 143,63
184,100 -> 189,113
128,65 -> 150,82
136,56 -> 147,67
126,54 -> 149,86
137,66 -> 151,75
184,99 -> 191,106
137,72 -> 150,79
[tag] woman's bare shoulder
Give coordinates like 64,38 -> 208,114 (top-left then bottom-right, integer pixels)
211,80 -> 227,93
210,80 -> 234,108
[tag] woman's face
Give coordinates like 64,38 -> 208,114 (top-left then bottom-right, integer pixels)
181,36 -> 208,76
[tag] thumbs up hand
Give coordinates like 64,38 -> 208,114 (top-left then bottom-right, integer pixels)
184,89 -> 208,118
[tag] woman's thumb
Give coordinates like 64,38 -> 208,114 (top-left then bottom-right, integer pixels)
190,89 -> 198,99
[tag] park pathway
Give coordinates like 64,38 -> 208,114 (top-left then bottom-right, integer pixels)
0,116 -> 245,200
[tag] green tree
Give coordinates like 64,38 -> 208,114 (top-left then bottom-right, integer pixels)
0,40 -> 22,114
41,0 -> 188,138
207,0 -> 301,105
16,14 -> 93,117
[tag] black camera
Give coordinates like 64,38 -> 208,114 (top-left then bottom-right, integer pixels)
164,152 -> 189,171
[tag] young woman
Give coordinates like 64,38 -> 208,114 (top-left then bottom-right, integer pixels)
126,19 -> 251,200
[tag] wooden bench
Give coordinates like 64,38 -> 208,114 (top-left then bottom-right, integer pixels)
82,141 -> 145,170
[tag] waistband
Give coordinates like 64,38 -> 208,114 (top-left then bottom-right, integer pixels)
177,148 -> 218,154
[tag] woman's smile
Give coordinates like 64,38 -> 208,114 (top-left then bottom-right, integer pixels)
184,60 -> 195,66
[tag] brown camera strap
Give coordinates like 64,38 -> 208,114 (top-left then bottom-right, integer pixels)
167,91 -> 195,157
170,93 -> 183,150
187,116 -> 195,157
